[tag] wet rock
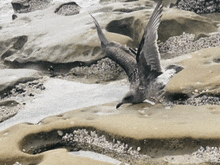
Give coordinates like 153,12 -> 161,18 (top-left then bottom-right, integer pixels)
11,0 -> 52,13
2,102 -> 220,164
171,0 -> 220,14
166,47 -> 220,96
0,69 -> 42,96
54,2 -> 80,16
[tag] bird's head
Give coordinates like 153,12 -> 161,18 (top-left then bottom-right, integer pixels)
116,90 -> 136,108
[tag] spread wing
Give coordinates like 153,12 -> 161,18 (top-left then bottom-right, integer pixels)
90,14 -> 137,83
136,0 -> 163,85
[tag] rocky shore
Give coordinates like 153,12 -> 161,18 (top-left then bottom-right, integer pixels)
1,0 -> 220,164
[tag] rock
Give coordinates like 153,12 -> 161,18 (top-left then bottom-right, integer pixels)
0,35 -> 28,60
0,69 -> 42,95
159,32 -> 220,58
0,2 -> 133,72
11,0 -> 52,13
54,2 -> 80,16
106,6 -> 218,45
0,100 -> 20,123
171,0 -> 220,14
158,8 -> 218,42
166,47 -> 220,96
68,58 -> 125,83
12,14 -> 18,20
2,102 -> 220,164
0,1 -> 218,73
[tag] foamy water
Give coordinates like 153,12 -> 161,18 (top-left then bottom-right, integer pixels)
0,0 -> 100,24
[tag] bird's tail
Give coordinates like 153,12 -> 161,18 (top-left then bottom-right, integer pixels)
89,13 -> 109,48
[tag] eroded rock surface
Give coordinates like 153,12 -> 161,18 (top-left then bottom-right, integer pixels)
1,1 -> 220,164
166,47 -> 220,96
158,8 -> 218,42
0,69 -> 42,95
1,102 -> 220,164
0,0 -> 218,75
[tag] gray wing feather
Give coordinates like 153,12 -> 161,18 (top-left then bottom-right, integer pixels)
90,14 -> 137,83
137,0 -> 163,76
143,0 -> 163,72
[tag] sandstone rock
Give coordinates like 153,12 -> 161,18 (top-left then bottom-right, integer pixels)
106,6 -> 218,44
166,47 -> 220,96
11,0 -> 52,13
0,1 -> 218,73
158,8 -> 218,42
1,102 -> 220,164
0,69 -> 42,95
0,3 -> 133,72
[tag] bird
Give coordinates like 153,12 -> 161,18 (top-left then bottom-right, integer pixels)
90,0 -> 184,108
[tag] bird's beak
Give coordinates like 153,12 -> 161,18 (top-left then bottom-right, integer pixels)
116,102 -> 124,109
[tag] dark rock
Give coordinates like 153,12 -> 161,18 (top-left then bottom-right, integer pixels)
11,0 -> 52,13
54,2 -> 80,16
171,0 -> 220,14
12,14 -> 18,20
106,17 -> 144,47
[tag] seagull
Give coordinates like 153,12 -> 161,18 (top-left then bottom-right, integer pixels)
90,0 -> 184,108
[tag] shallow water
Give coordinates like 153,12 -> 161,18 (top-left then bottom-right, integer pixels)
0,78 -> 128,131
70,151 -> 123,165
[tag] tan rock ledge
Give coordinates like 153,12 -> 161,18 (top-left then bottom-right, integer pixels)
1,101 -> 220,164
166,47 -> 220,95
